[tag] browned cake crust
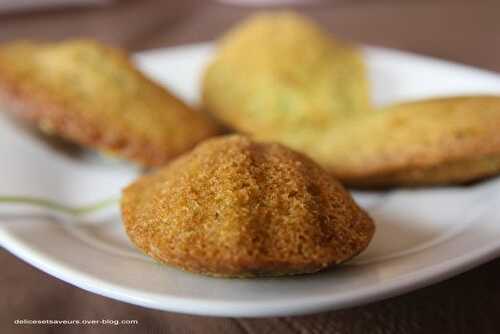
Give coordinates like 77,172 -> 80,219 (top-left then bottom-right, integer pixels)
0,40 -> 219,166
314,96 -> 500,187
338,155 -> 500,187
121,135 -> 375,277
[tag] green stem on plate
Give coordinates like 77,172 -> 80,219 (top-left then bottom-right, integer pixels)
0,195 -> 120,216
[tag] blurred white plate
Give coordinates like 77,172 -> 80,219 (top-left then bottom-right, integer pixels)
1,43 -> 500,317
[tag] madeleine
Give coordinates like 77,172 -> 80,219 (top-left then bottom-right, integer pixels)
122,135 -> 374,277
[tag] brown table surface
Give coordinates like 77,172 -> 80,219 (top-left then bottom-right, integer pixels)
2,1 -> 500,333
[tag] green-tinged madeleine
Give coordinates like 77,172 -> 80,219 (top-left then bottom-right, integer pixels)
122,135 -> 374,277
314,96 -> 500,187
202,12 -> 371,155
0,40 -> 218,166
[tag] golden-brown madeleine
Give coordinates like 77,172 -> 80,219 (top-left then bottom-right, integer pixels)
0,40 -> 218,166
202,12 -> 371,154
122,135 -> 374,277
315,96 -> 500,187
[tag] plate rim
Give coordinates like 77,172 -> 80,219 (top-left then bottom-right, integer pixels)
1,227 -> 499,317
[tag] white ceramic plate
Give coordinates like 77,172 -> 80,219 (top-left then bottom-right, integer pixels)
1,43 -> 500,318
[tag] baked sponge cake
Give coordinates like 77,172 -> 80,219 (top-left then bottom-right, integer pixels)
202,12 -> 371,155
317,96 -> 500,187
122,135 -> 374,277
0,40 -> 218,166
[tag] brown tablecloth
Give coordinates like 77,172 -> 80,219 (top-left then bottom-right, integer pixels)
2,1 -> 500,333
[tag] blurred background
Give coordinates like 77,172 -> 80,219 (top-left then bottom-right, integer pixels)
0,0 -> 499,71
2,0 -> 500,333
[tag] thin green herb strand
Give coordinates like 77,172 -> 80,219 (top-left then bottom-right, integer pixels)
0,195 -> 120,216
